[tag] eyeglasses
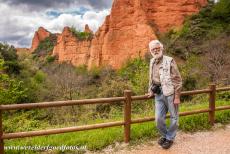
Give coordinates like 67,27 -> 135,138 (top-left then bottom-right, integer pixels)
151,47 -> 161,52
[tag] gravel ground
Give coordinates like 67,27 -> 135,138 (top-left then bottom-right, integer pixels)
90,124 -> 230,154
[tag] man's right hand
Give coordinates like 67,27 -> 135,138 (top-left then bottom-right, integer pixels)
145,92 -> 154,98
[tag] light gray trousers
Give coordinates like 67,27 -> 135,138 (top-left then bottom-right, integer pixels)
154,92 -> 179,140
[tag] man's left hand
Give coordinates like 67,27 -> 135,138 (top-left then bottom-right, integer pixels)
174,95 -> 180,104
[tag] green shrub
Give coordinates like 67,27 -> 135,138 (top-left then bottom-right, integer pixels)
3,60 -> 21,74
3,110 -> 49,133
33,71 -> 46,84
0,77 -> 29,104
45,55 -> 56,63
33,34 -> 57,57
212,0 -> 230,22
0,43 -> 18,61
70,26 -> 93,41
0,43 -> 20,75
87,66 -> 101,83
75,64 -> 88,74
118,57 -> 149,95
217,91 -> 230,101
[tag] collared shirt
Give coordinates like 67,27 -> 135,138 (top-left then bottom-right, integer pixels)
151,56 -> 182,96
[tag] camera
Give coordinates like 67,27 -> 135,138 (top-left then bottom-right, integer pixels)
150,84 -> 161,94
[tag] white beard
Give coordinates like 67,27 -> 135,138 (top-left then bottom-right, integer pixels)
151,49 -> 163,59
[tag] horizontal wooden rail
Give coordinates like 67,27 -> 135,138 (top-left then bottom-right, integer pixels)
2,121 -> 124,140
216,87 -> 230,92
1,87 -> 229,111
180,89 -> 211,96
131,109 -> 211,124
179,109 -> 211,116
131,117 -> 155,124
0,97 -> 125,111
131,89 -> 213,101
215,105 -> 230,111
132,95 -> 150,101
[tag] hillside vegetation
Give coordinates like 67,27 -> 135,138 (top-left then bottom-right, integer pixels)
1,0 -> 230,153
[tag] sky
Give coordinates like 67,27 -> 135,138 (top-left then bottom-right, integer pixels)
0,0 -> 113,48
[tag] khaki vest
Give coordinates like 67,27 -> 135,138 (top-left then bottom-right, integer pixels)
149,55 -> 174,96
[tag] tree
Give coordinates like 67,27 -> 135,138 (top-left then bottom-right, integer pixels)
0,43 -> 20,74
201,34 -> 230,85
0,59 -> 29,104
43,62 -> 84,100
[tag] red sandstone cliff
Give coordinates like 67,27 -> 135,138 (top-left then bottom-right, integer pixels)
88,0 -> 207,69
30,27 -> 51,52
52,26 -> 92,66
84,24 -> 93,33
30,0 -> 207,69
142,0 -> 207,32
88,0 -> 157,69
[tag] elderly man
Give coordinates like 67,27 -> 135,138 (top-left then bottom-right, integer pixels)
147,40 -> 182,149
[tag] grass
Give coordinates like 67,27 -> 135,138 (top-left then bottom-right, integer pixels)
4,98 -> 230,154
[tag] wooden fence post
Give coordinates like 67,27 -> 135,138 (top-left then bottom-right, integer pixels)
209,84 -> 216,126
0,110 -> 4,154
124,90 -> 132,143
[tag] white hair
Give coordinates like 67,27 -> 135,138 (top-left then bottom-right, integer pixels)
149,40 -> 164,51
149,40 -> 164,59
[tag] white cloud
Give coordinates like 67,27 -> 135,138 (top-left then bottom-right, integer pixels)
0,2 -> 110,48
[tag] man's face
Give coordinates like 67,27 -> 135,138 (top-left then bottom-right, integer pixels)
150,45 -> 162,59
150,45 -> 161,55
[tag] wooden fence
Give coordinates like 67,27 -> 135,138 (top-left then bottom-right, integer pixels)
0,84 -> 230,153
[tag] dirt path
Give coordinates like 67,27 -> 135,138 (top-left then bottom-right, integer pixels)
93,124 -> 230,154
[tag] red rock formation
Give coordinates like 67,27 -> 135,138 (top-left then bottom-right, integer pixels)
87,0 -> 207,69
52,27 -> 91,66
84,24 -> 93,33
88,2 -> 157,69
50,0 -> 207,69
30,27 -> 50,52
142,0 -> 208,32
